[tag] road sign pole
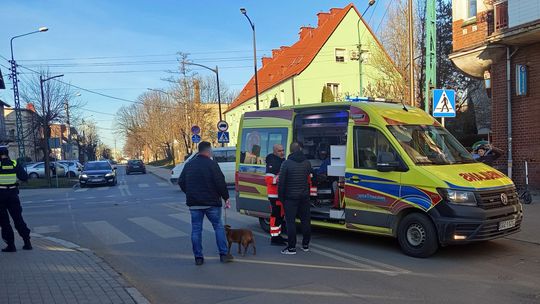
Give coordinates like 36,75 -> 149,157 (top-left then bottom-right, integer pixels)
441,117 -> 445,128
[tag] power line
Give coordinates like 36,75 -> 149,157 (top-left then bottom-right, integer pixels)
375,0 -> 395,34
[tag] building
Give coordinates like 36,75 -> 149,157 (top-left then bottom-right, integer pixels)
3,104 -> 44,162
0,99 -> 9,144
225,3 -> 400,144
450,0 -> 540,189
50,123 -> 79,160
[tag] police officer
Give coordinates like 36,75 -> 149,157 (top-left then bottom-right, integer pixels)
265,144 -> 287,246
0,146 -> 32,252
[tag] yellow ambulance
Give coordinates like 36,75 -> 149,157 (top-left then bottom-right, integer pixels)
234,101 -> 523,257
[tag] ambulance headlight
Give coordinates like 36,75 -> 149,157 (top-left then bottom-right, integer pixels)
440,189 -> 477,206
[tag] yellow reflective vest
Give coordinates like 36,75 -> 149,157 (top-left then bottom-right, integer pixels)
0,159 -> 17,186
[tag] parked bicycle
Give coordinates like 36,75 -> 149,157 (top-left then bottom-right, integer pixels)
518,160 -> 532,204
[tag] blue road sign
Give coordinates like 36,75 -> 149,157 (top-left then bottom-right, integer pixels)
217,131 -> 230,143
191,134 -> 201,143
433,89 -> 456,118
191,125 -> 201,135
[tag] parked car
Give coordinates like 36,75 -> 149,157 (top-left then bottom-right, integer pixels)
126,159 -> 146,175
170,147 -> 236,186
79,161 -> 117,187
58,160 -> 83,178
25,162 -> 67,179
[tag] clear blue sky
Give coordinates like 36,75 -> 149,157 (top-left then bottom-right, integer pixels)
0,0 -> 391,150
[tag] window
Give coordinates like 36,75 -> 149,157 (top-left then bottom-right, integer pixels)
35,163 -> 45,169
467,0 -> 477,19
214,150 -> 236,163
326,83 -> 340,101
240,128 -> 288,165
354,127 -> 397,169
335,48 -> 346,62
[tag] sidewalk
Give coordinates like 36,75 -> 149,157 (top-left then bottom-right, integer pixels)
508,193 -> 540,245
0,235 -> 149,304
146,165 -> 172,183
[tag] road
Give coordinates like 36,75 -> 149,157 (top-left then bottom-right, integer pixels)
19,166 -> 540,304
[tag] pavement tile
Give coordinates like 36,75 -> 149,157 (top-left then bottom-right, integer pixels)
0,237 -> 142,304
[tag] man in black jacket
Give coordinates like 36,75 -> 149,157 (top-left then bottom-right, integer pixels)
278,142 -> 313,255
0,146 -> 32,252
179,142 -> 233,265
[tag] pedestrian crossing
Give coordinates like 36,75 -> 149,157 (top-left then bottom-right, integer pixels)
73,181 -> 173,194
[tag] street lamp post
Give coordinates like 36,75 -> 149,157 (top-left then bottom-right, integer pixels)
9,27 -> 48,162
40,73 -> 64,187
356,1 -> 376,98
240,8 -> 260,111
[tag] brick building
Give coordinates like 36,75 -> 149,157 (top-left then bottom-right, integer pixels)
450,0 -> 540,189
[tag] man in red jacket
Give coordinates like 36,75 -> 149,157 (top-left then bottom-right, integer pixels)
265,144 -> 286,246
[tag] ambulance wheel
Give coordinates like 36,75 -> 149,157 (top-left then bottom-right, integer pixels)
397,213 -> 439,258
259,218 -> 270,233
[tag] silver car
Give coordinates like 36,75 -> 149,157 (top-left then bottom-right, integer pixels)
58,160 -> 83,178
25,162 -> 67,179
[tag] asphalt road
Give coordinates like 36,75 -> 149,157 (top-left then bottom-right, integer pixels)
19,166 -> 540,304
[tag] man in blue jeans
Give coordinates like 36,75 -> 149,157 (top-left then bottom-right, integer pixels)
179,141 -> 233,265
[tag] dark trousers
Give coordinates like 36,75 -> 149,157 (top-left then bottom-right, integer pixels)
0,191 -> 31,245
269,198 -> 284,237
283,198 -> 311,249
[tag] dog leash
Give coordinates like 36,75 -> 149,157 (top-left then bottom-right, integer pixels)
224,200 -> 228,226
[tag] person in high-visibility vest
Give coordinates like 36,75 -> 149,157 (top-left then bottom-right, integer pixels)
0,146 -> 31,252
265,144 -> 286,246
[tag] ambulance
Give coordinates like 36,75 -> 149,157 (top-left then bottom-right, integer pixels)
234,101 -> 523,257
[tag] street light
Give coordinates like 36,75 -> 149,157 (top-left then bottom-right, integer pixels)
182,61 -> 223,123
356,1 -> 376,97
40,73 -> 64,187
9,26 -> 49,161
240,8 -> 260,111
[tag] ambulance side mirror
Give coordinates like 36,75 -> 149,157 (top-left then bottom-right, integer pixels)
377,152 -> 399,172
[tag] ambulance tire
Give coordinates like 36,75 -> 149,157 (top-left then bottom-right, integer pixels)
397,213 -> 439,258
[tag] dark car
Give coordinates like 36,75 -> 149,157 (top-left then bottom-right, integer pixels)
79,161 -> 117,187
126,159 -> 146,175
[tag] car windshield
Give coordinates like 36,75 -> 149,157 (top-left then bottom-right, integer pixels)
388,125 -> 475,165
84,162 -> 111,171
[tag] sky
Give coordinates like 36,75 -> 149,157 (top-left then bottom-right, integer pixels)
0,0 -> 392,151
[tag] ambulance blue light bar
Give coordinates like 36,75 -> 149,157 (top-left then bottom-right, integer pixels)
345,96 -> 397,103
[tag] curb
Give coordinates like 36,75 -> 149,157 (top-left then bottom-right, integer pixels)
146,167 -> 170,183
30,233 -> 152,304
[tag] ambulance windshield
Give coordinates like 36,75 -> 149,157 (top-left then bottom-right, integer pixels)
388,125 -> 475,165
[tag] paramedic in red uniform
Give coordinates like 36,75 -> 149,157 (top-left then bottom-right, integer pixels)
265,144 -> 287,246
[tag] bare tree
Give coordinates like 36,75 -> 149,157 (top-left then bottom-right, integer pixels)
21,70 -> 79,184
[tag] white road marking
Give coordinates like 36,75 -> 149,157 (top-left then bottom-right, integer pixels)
96,186 -> 110,191
33,225 -> 60,234
82,221 -> 134,245
75,188 -> 88,192
168,213 -> 213,232
156,182 -> 170,187
138,183 -> 149,188
128,217 -> 187,238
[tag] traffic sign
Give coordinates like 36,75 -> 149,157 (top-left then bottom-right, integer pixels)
217,120 -> 229,132
191,125 -> 201,135
433,89 -> 456,118
217,131 -> 230,143
191,134 -> 201,143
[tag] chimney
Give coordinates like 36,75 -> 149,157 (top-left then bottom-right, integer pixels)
299,26 -> 314,40
330,8 -> 342,15
272,49 -> 282,58
317,12 -> 330,26
261,56 -> 272,66
26,103 -> 36,112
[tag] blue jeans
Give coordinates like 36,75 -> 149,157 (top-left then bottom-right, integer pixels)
190,206 -> 228,258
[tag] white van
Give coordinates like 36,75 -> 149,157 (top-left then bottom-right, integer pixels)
170,147 -> 236,186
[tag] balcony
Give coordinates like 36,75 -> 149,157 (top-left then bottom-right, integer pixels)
494,1 -> 509,32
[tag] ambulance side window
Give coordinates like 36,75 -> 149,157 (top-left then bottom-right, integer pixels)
240,128 -> 288,165
354,127 -> 396,170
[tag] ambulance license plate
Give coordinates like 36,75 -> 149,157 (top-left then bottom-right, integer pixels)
498,219 -> 516,231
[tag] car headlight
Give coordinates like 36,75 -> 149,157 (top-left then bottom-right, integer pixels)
105,173 -> 114,177
80,174 -> 88,179
439,189 -> 477,206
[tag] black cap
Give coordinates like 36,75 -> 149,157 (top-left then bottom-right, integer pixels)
0,146 -> 8,156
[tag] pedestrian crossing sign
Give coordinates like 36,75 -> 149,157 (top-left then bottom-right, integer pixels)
432,89 -> 456,118
217,131 -> 229,143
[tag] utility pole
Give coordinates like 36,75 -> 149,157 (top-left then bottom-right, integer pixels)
424,0 -> 437,113
356,0 -> 376,97
408,0 -> 415,106
64,99 -> 70,160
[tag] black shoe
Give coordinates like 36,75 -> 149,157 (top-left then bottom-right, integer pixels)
195,257 -> 204,265
220,254 -> 234,263
2,245 -> 16,252
270,236 -> 287,246
281,247 -> 297,255
301,245 -> 310,252
23,239 -> 32,250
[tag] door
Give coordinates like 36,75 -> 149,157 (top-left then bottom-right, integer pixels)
214,149 -> 236,184
34,163 -> 46,177
344,126 -> 402,235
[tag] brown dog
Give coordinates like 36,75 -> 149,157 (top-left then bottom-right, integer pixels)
224,225 -> 256,256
